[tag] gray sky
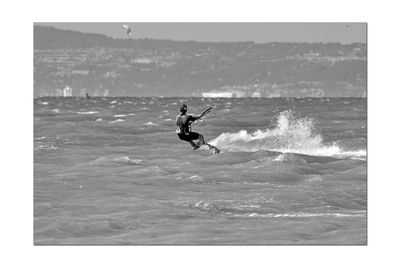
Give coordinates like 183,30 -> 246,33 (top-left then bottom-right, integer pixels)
36,22 -> 366,44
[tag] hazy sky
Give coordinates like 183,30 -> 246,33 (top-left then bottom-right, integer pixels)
36,22 -> 366,44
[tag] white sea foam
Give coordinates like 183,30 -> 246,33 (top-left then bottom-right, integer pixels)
209,110 -> 366,159
335,150 -> 367,160
114,114 -> 128,117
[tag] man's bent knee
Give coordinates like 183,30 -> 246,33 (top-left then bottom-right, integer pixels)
198,134 -> 205,145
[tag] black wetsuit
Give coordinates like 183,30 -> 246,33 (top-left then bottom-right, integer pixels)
176,114 -> 200,141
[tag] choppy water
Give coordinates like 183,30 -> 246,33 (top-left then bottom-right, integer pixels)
34,97 -> 367,245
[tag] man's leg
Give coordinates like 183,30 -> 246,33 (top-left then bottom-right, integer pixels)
188,132 -> 204,148
197,134 -> 219,153
197,134 -> 206,146
188,140 -> 200,150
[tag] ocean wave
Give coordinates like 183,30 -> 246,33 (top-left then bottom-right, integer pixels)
209,110 -> 366,160
35,143 -> 58,151
191,201 -> 365,218
143,121 -> 159,126
77,111 -> 99,115
110,119 -> 124,123
191,200 -> 266,214
89,155 -> 144,167
240,211 -> 366,218
113,113 -> 136,117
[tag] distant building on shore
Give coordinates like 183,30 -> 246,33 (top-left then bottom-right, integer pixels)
62,86 -> 72,97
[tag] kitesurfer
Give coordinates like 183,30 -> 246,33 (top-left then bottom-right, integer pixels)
176,104 -> 219,153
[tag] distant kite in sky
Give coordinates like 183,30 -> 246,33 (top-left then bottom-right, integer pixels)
122,24 -> 132,36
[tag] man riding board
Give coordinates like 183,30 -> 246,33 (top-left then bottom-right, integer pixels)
175,104 -> 219,153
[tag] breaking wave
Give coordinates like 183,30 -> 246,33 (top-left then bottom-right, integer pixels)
209,110 -> 366,159
89,155 -> 144,167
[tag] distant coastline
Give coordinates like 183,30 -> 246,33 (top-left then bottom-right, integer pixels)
34,26 -> 366,98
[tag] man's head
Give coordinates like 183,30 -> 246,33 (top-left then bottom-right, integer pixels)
179,104 -> 187,114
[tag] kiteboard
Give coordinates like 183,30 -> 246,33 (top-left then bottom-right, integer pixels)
201,143 -> 220,154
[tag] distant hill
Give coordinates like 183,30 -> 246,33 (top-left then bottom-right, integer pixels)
34,26 -> 366,97
34,26 -> 118,49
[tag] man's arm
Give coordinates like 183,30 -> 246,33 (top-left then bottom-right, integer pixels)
190,115 -> 200,122
195,107 -> 212,121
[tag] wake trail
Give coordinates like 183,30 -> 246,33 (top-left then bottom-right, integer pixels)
209,110 -> 366,160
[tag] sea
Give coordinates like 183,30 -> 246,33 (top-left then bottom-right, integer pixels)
34,97 -> 367,245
